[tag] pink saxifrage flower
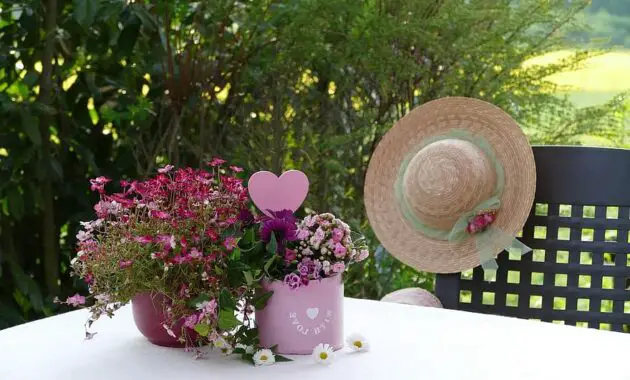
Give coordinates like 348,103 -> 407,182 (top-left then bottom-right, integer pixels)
89,176 -> 111,193
229,165 -> 243,173
209,157 -> 227,167
119,260 -> 133,269
134,235 -> 153,244
223,236 -> 238,251
66,294 -> 86,307
184,314 -> 198,329
157,164 -> 174,174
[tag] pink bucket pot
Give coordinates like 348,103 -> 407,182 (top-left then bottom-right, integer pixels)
132,292 -> 197,347
256,275 -> 344,355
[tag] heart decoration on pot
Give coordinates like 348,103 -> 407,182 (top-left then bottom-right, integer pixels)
248,170 -> 310,216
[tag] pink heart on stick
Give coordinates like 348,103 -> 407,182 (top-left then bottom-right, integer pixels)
248,170 -> 309,216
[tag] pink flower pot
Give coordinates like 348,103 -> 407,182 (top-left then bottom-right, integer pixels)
256,275 -> 344,355
131,292 -> 194,347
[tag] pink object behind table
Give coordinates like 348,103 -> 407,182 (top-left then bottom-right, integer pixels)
256,275 -> 344,355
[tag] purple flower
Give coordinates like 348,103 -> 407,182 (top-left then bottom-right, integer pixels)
66,294 -> 85,307
332,228 -> 344,242
331,262 -> 345,273
298,262 -> 310,277
238,208 -> 254,226
260,210 -> 298,252
300,276 -> 309,287
311,227 -> 325,245
284,273 -> 302,290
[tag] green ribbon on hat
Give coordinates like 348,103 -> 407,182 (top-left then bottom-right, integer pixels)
394,129 -> 531,275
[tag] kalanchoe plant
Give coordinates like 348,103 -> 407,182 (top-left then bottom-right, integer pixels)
61,159 -> 289,363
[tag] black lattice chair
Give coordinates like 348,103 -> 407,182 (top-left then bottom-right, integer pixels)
430,146 -> 630,332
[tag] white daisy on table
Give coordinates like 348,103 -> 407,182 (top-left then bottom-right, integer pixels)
312,343 -> 335,365
253,349 -> 276,366
346,333 -> 369,352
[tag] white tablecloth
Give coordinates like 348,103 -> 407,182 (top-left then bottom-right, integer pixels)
1,298 -> 628,379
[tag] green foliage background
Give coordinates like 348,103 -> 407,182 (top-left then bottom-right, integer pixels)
0,0 -> 628,328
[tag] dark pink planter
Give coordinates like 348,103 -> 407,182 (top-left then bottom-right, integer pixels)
256,275 -> 344,355
131,292 -> 191,347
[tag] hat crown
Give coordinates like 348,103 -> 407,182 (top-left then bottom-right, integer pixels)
401,139 -> 496,231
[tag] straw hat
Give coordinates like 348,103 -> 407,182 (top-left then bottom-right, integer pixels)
364,97 -> 535,273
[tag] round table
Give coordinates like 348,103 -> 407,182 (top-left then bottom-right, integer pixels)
1,298 -> 627,379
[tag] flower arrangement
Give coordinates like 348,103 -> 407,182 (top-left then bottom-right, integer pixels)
62,163 -> 370,365
254,211 -> 369,288
62,160 -> 286,362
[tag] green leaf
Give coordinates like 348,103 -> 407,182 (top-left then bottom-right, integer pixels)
233,347 -> 246,355
20,109 -> 40,146
243,270 -> 254,286
7,188 -> 24,220
241,227 -> 255,246
194,323 -> 210,337
218,309 -> 240,331
252,291 -> 274,310
274,354 -> 293,362
230,247 -> 241,260
218,289 -> 236,310
131,3 -> 157,31
242,353 -> 255,365
74,0 -> 100,27
266,232 -> 277,254
263,255 -> 277,274
49,159 -> 63,182
214,265 -> 223,275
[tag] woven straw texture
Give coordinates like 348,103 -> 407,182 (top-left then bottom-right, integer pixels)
364,97 -> 536,273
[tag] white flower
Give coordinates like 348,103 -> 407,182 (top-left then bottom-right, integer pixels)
236,344 -> 256,354
346,333 -> 369,352
312,343 -> 335,365
253,349 -> 276,366
322,261 -> 331,274
213,336 -> 232,355
169,235 -> 176,249
94,294 -> 110,304
302,247 -> 313,256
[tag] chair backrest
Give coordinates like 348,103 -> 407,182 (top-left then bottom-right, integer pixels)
435,146 -> 630,332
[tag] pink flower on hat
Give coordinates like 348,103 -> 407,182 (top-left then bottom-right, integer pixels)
466,211 -> 497,235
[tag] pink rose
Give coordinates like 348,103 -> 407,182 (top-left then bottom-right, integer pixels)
332,228 -> 344,242
297,228 -> 310,240
331,262 -> 345,273
357,249 -> 369,262
333,242 -> 347,258
285,248 -> 297,263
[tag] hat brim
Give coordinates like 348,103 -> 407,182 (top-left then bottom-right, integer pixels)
364,97 -> 536,273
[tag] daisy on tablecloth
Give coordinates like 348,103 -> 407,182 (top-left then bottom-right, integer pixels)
312,343 -> 335,365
